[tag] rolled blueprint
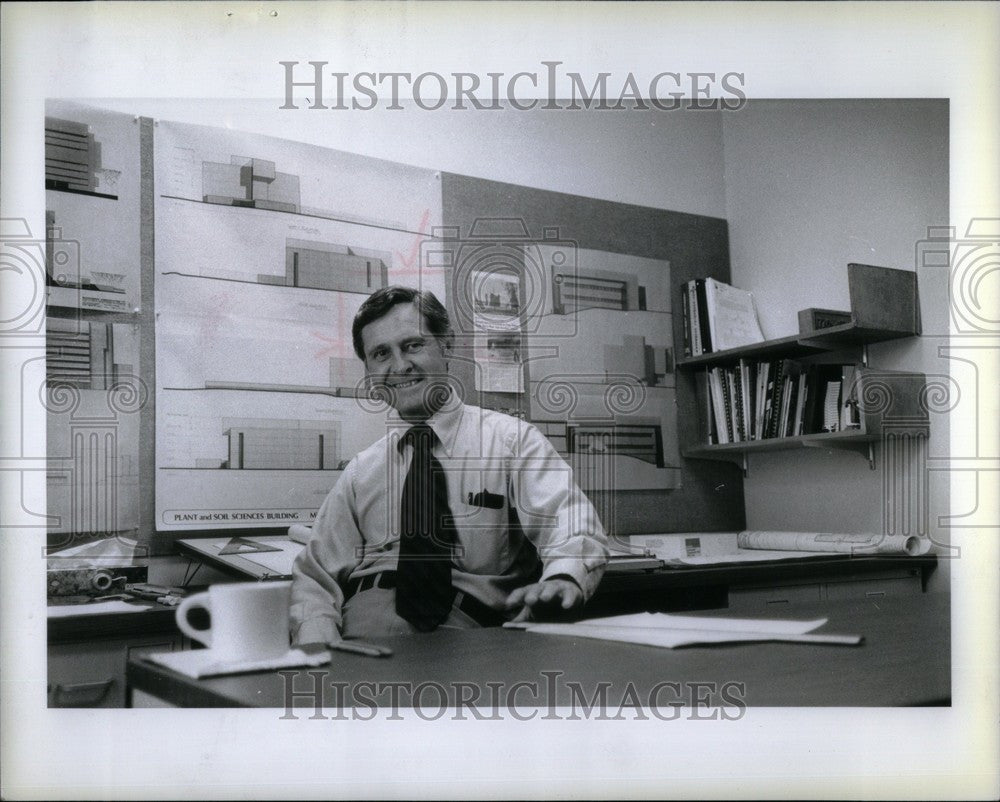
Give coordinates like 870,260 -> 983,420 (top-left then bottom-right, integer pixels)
736,530 -> 931,556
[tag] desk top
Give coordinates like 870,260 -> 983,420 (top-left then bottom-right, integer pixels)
128,592 -> 950,709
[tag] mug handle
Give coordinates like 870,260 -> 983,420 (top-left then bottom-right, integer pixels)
176,591 -> 212,647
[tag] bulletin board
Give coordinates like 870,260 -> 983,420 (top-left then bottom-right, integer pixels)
152,121 -> 444,531
43,101 -> 144,543
440,174 -> 746,537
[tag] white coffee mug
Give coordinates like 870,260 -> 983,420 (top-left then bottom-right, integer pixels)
176,581 -> 291,662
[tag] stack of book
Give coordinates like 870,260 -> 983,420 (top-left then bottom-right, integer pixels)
681,278 -> 765,357
699,360 -> 862,445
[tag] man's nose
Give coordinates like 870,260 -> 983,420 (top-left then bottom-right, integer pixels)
389,349 -> 412,373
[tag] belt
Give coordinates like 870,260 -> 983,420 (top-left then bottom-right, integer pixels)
345,571 -> 507,628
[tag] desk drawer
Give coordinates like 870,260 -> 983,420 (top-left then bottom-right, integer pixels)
728,570 -> 924,612
49,634 -> 184,708
824,574 -> 922,601
727,583 -> 822,612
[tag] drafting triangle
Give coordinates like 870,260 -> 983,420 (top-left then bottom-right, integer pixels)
218,537 -> 282,556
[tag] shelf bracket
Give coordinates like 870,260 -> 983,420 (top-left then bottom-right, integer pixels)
801,436 -> 876,469
680,450 -> 750,476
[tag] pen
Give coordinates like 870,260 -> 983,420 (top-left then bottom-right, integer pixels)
329,640 -> 393,658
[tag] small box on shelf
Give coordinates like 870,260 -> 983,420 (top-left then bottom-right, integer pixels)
798,308 -> 852,334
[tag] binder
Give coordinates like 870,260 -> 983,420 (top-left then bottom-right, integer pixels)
694,278 -> 712,354
738,358 -> 754,440
754,361 -> 770,440
688,281 -> 703,356
681,282 -> 692,358
766,359 -> 789,439
793,371 -> 808,436
708,368 -> 730,444
695,371 -> 717,444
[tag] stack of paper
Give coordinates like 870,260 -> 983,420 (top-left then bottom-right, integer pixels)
506,612 -> 861,648
144,646 -> 331,679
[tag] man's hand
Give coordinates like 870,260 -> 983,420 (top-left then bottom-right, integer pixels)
504,578 -> 583,623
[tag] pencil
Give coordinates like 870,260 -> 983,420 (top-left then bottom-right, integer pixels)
328,640 -> 393,657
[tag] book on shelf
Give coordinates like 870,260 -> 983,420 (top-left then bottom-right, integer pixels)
703,278 -> 766,353
694,279 -> 711,354
840,365 -> 861,431
726,368 -> 743,441
694,371 -> 718,445
700,359 -> 871,445
721,368 -> 736,443
682,278 -> 716,355
765,359 -> 788,439
686,280 -> 704,355
778,361 -> 802,438
708,368 -> 730,444
738,358 -> 754,441
754,361 -> 770,441
800,364 -> 821,434
821,378 -> 841,432
680,284 -> 692,358
792,372 -> 808,436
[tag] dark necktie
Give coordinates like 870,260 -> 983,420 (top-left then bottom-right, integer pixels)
395,424 -> 457,631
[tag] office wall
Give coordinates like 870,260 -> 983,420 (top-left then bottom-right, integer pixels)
90,98 -> 728,218
721,100 -> 951,590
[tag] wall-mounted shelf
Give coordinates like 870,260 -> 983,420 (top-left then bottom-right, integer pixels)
677,263 -> 921,370
677,264 -> 926,475
684,429 -> 879,473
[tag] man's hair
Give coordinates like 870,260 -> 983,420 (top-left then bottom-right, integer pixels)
352,285 -> 453,360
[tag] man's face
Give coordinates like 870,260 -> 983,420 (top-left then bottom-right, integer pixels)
360,302 -> 451,421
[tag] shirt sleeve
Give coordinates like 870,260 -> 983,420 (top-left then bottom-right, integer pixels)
507,422 -> 610,601
289,460 -> 363,645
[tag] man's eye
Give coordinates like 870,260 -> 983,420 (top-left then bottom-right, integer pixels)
371,349 -> 389,362
405,341 -> 425,353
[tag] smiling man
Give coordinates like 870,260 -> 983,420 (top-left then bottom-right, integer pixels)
290,286 -> 609,644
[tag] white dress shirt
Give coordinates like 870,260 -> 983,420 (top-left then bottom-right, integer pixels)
291,397 -> 609,644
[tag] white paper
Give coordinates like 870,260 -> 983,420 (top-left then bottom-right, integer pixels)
515,612 -> 830,648
47,600 -> 150,618
577,611 -> 827,635
145,646 -> 330,680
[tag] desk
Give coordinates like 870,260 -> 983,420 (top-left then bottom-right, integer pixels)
175,532 -> 936,615
127,592 -> 950,709
593,554 -> 935,615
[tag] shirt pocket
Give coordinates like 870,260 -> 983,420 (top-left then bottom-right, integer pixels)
450,472 -> 510,573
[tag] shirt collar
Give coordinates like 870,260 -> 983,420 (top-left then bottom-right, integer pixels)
391,388 -> 465,456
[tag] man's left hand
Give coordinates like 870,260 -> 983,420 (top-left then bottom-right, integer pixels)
504,578 -> 583,623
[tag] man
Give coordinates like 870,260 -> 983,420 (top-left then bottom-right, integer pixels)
291,286 -> 608,644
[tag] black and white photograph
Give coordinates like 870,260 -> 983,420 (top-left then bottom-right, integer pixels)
1,2 -> 998,799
